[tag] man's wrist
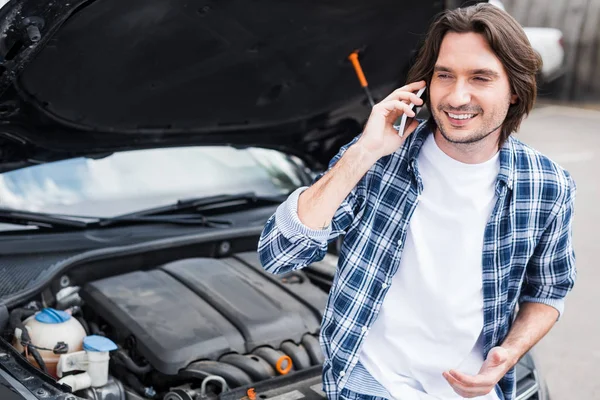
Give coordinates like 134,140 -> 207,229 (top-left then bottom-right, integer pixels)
349,139 -> 381,169
499,345 -> 523,369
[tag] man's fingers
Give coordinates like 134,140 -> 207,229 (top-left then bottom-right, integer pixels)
448,370 -> 491,388
398,80 -> 427,94
443,372 -> 475,398
373,100 -> 415,118
382,80 -> 427,103
382,90 -> 424,106
443,372 -> 493,398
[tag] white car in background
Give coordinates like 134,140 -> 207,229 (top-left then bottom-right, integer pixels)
522,27 -> 566,83
489,0 -> 566,83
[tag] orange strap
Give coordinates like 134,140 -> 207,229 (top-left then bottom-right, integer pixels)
348,51 -> 368,88
247,388 -> 257,400
275,355 -> 293,375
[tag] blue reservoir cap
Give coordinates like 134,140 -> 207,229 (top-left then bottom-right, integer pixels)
35,308 -> 71,324
83,335 -> 118,352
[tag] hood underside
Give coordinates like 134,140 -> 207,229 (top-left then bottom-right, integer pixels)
0,0 -> 445,170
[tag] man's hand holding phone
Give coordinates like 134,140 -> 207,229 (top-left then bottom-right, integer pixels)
356,81 -> 426,161
296,80 -> 426,231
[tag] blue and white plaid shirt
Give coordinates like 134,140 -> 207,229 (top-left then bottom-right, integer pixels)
257,121 -> 577,400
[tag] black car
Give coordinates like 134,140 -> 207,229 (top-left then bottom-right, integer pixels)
0,0 -> 548,399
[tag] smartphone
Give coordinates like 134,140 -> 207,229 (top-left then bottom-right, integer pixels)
393,86 -> 427,137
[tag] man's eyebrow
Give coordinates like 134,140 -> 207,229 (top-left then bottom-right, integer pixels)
433,65 -> 453,72
433,65 -> 500,77
469,68 -> 500,77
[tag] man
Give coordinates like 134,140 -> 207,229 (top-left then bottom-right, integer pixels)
257,3 -> 576,400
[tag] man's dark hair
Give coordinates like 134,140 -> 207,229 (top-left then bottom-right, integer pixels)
406,3 -> 542,146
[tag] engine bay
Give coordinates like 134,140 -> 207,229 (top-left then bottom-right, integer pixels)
1,252 -> 334,400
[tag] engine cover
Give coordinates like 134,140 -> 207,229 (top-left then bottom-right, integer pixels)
81,252 -> 327,375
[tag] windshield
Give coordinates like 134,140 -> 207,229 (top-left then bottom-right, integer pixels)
0,146 -> 313,218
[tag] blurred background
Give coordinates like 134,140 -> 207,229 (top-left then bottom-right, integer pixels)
502,0 -> 600,104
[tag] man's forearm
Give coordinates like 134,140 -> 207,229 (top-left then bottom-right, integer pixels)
500,302 -> 559,367
297,142 -> 378,230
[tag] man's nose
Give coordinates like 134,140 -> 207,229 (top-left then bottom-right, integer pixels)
447,80 -> 471,108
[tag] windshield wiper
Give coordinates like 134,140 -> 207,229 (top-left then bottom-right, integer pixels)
0,192 -> 286,231
92,213 -> 232,228
0,209 -> 90,230
95,192 -> 285,228
0,209 -> 233,231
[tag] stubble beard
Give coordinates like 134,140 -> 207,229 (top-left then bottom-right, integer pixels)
431,101 -> 510,148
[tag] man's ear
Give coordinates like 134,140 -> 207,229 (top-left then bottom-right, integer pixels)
510,93 -> 518,104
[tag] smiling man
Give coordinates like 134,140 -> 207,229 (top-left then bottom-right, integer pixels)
258,3 -> 576,400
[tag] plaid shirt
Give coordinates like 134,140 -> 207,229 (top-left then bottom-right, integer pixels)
257,121 -> 577,400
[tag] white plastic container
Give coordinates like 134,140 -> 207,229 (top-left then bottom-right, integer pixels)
57,335 -> 117,392
13,308 -> 87,377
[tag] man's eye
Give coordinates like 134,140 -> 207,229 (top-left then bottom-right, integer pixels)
437,74 -> 451,79
474,76 -> 490,82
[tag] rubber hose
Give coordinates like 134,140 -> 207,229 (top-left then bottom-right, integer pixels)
29,346 -> 48,373
17,320 -> 31,343
115,350 -> 152,375
9,308 -> 48,373
123,372 -> 150,398
9,309 -> 36,336
9,309 -> 35,347
89,321 -> 103,336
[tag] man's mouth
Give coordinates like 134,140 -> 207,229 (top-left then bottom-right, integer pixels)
444,111 -> 478,125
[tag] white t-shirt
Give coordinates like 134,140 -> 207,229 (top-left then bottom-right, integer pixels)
358,133 -> 501,400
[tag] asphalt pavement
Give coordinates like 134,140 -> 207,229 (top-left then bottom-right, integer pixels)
516,103 -> 599,400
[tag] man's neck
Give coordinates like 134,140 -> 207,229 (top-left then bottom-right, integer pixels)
433,129 -> 501,164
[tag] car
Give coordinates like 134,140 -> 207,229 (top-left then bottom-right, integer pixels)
488,0 -> 566,84
0,0 -> 549,399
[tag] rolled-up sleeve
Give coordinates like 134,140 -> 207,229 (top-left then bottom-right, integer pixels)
519,174 -> 577,320
257,136 -> 363,275
275,186 -> 333,244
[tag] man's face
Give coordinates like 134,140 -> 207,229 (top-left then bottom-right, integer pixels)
429,31 -> 517,145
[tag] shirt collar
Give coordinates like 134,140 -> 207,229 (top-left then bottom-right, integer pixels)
497,136 -> 515,190
406,120 -> 515,190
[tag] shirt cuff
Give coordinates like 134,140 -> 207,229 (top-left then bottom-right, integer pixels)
519,295 -> 565,321
275,186 -> 332,244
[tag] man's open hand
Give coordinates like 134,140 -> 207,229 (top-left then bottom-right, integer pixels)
442,346 -> 512,398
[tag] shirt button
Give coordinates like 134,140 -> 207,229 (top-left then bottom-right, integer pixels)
340,371 -> 346,377
361,326 -> 368,333
381,283 -> 388,289
397,239 -> 403,246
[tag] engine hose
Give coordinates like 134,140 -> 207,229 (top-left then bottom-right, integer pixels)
123,372 -> 155,399
28,346 -> 48,374
17,320 -> 31,344
115,350 -> 152,375
9,308 -> 49,374
89,321 -> 104,336
9,308 -> 36,339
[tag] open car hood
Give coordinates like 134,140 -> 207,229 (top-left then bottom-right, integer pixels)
0,0 -> 446,171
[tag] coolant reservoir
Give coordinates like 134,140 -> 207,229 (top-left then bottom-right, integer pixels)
13,308 -> 87,377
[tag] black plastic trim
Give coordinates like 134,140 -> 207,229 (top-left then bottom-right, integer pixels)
1,225 -> 264,307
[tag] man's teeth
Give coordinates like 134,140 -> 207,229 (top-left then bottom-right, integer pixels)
448,112 -> 475,120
